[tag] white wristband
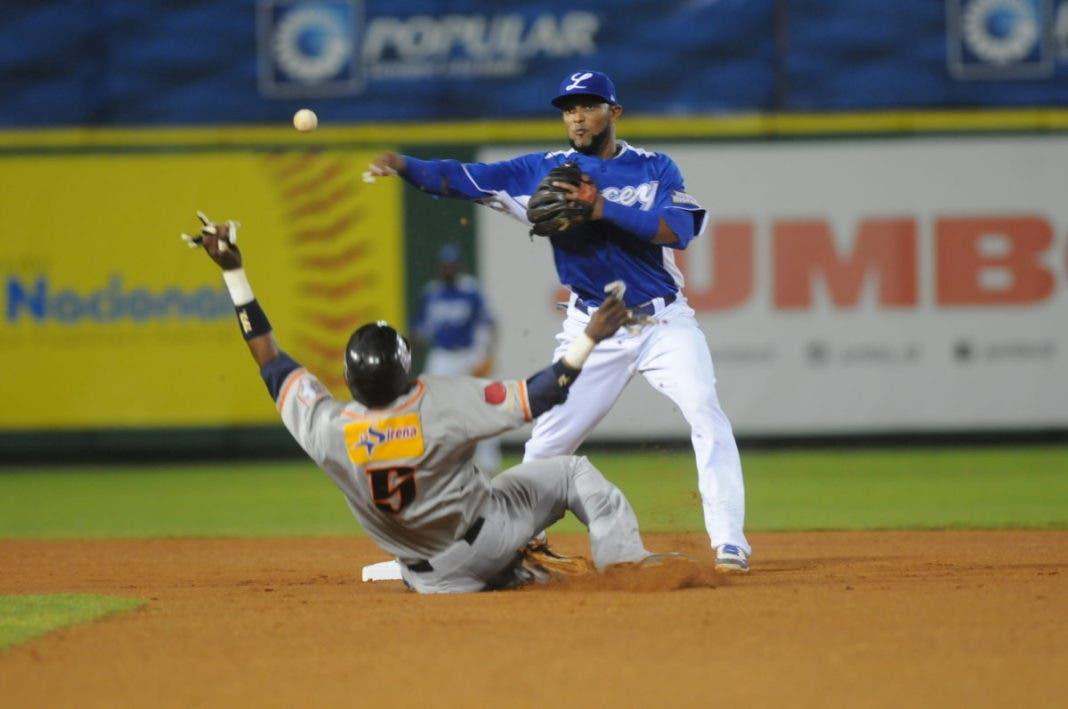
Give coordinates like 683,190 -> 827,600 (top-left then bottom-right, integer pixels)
222,268 -> 255,306
562,333 -> 596,369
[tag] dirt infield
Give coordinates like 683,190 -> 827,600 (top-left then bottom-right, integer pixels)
2,530 -> 1065,708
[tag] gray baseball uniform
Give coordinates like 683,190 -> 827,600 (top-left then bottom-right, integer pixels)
273,364 -> 649,593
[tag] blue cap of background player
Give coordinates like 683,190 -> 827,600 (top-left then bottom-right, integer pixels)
437,244 -> 462,265
551,70 -> 618,109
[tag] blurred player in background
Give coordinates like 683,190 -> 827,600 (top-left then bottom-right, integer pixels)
413,244 -> 501,475
368,70 -> 751,573
182,213 -> 662,593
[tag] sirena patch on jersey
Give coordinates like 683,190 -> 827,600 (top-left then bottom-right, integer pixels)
671,190 -> 699,207
344,413 -> 425,465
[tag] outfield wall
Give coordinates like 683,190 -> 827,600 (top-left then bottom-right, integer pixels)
4,1 -> 1068,458
1,120 -> 1066,459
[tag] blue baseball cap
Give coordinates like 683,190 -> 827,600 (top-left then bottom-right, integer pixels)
551,70 -> 618,108
437,244 -> 462,264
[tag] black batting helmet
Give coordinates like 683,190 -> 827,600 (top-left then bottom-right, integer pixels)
343,321 -> 413,408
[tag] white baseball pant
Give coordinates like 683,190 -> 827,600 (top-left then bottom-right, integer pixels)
523,293 -> 750,555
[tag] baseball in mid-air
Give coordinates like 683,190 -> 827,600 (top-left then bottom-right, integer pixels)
292,108 -> 318,132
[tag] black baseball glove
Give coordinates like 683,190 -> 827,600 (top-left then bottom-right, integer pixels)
526,163 -> 599,237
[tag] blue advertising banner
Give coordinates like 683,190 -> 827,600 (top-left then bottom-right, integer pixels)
1,0 -> 1067,126
786,0 -> 1068,110
0,0 -> 775,126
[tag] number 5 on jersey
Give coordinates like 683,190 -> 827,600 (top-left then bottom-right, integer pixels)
365,466 -> 417,514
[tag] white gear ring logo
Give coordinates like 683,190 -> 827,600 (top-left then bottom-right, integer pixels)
962,0 -> 1039,65
273,7 -> 352,82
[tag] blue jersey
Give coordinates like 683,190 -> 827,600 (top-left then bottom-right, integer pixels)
414,275 -> 494,351
401,141 -> 708,306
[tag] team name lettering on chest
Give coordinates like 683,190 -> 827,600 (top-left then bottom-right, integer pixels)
600,180 -> 659,212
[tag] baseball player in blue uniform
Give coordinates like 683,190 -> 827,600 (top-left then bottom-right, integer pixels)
414,244 -> 501,474
182,213 -> 661,593
369,70 -> 751,572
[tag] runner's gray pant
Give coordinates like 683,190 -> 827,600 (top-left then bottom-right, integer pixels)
401,455 -> 649,593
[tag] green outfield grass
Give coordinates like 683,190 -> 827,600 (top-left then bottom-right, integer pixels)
0,594 -> 144,651
0,446 -> 1065,538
